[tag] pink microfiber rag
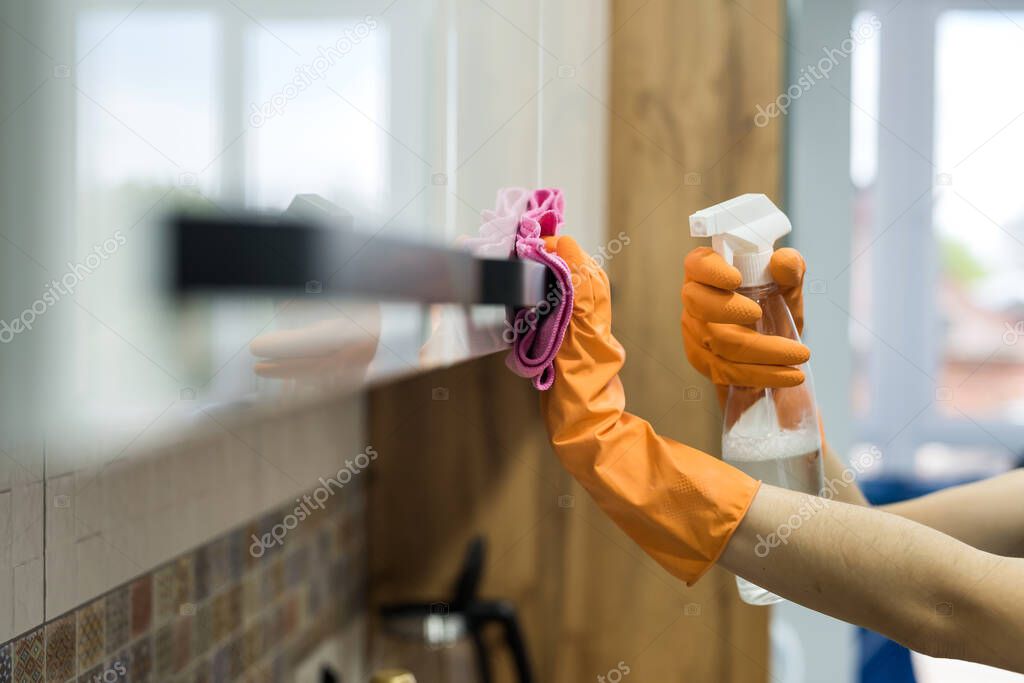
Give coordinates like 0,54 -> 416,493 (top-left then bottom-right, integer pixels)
504,188 -> 574,390
459,188 -> 575,390
458,187 -> 532,258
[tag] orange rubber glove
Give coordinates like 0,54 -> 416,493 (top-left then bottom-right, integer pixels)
539,236 -> 760,585
681,246 -> 810,404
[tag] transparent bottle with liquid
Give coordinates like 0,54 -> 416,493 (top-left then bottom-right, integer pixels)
721,282 -> 822,606
690,194 -> 823,607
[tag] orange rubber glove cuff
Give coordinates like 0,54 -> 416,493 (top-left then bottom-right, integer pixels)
540,237 -> 760,586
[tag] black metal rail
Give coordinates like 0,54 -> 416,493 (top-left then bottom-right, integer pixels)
169,210 -> 550,307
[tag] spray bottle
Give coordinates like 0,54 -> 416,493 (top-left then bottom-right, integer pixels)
689,194 -> 823,606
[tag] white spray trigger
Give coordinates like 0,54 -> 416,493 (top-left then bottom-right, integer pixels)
688,194 -> 792,287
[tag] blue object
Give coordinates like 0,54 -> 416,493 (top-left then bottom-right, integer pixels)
859,629 -> 916,683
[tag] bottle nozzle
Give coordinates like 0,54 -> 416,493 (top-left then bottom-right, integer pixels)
688,194 -> 791,287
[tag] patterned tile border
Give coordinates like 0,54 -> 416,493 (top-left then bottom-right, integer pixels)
75,601 -> 105,672
0,643 -> 11,683
3,487 -> 365,683
128,577 -> 151,641
12,628 -> 43,683
44,615 -> 75,682
102,588 -> 130,657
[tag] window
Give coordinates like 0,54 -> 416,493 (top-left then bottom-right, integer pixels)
933,10 -> 1024,422
63,1 -> 412,425
851,1 -> 1024,479
245,19 -> 389,213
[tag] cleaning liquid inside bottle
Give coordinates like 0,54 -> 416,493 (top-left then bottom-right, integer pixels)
721,283 -> 823,606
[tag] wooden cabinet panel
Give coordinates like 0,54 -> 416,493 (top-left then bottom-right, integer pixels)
604,1 -> 785,680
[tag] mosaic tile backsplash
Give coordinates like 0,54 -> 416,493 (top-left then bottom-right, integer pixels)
2,486 -> 367,683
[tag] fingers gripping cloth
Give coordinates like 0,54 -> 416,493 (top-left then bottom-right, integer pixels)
460,187 -> 574,390
504,188 -> 574,390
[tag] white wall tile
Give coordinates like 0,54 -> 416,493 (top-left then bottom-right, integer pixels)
13,557 -> 43,634
0,566 -> 13,644
46,473 -> 76,547
37,388 -> 365,626
12,479 -> 43,566
0,490 -> 11,571
9,441 -> 44,632
4,440 -> 43,484
74,534 -> 110,607
73,464 -> 106,543
0,490 -> 13,643
44,540 -> 76,619
101,457 -> 141,537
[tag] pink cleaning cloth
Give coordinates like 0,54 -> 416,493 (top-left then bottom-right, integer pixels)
504,188 -> 574,390
457,187 -> 532,258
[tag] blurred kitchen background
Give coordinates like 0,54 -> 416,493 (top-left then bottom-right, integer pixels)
0,0 -> 1022,681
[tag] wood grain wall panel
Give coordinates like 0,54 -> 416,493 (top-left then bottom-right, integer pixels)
367,355 -> 573,682
604,0 -> 786,680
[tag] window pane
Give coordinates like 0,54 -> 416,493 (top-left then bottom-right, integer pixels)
934,10 -> 1024,421
73,9 -> 220,416
245,19 -> 389,217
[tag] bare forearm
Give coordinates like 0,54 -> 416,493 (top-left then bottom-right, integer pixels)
720,484 -> 1024,672
822,442 -> 869,506
823,445 -> 1024,557
882,470 -> 1024,557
